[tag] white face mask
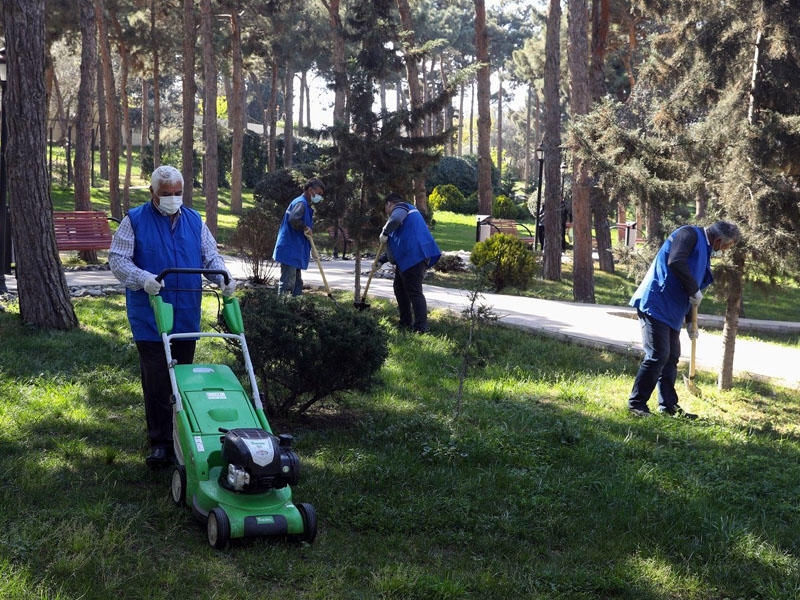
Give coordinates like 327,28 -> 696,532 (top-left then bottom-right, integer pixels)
311,194 -> 323,204
711,250 -> 722,258
158,195 -> 183,215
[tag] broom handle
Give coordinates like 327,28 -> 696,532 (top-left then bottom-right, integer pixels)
362,242 -> 385,301
306,232 -> 332,295
689,304 -> 698,379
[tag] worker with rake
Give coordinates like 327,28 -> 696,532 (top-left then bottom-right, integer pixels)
627,220 -> 741,418
378,193 -> 441,333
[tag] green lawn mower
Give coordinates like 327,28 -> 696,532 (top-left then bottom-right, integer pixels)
151,268 -> 317,549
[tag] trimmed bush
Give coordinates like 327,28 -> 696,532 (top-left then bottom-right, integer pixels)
470,233 -> 538,292
235,290 -> 389,417
492,194 -> 518,219
428,184 -> 478,215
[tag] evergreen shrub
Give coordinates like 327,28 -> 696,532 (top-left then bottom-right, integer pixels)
492,194 -> 518,219
470,233 -> 538,292
428,184 -> 477,215
426,156 -> 478,197
254,169 -> 303,219
236,290 -> 389,416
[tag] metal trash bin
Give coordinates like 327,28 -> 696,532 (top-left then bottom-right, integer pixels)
476,214 -> 492,242
625,221 -> 637,247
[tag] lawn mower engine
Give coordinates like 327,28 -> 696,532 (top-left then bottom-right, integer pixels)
219,428 -> 300,494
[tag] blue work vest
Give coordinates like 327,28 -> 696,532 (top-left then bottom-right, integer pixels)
272,195 -> 313,269
126,203 -> 204,341
388,203 -> 441,272
630,225 -> 713,330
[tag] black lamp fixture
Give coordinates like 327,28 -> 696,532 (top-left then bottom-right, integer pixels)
533,142 -> 544,251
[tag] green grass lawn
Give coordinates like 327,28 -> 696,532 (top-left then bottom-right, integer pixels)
0,294 -> 799,599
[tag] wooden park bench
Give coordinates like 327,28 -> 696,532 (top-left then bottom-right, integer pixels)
327,224 -> 354,258
488,218 -> 536,248
53,211 -> 114,252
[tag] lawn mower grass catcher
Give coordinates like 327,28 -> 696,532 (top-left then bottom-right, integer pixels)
151,268 -> 317,549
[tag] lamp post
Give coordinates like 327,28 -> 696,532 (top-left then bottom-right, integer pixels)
0,47 -> 9,294
533,143 -> 544,251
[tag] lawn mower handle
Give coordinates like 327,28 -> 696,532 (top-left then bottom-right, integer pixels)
155,267 -> 230,284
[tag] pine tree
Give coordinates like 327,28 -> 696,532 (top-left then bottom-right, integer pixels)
323,0 -> 455,298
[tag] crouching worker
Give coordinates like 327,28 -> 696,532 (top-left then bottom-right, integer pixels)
378,193 -> 441,333
110,165 -> 235,468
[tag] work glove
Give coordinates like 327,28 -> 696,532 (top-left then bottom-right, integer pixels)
142,274 -> 163,296
377,253 -> 389,265
689,290 -> 703,306
221,276 -> 236,297
379,233 -> 389,245
686,321 -> 699,340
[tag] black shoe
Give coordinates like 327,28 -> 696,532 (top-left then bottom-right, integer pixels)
658,404 -> 697,419
628,406 -> 652,418
146,446 -> 173,468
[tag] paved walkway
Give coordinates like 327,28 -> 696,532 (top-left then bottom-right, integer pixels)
6,254 -> 799,390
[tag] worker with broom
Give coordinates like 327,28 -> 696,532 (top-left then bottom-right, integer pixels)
378,193 -> 441,333
627,220 -> 741,418
273,178 -> 325,296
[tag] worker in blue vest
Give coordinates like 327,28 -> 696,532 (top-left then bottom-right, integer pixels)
627,220 -> 740,418
273,178 -> 325,296
110,165 -> 235,468
378,193 -> 441,333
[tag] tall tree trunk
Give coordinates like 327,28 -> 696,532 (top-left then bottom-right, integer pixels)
74,0 -> 96,217
267,60 -> 278,172
119,45 -> 133,215
200,0 -> 219,235
181,0 -> 196,207
590,0 -> 614,274
496,71 -> 503,181
229,9 -> 244,215
97,65 -> 109,179
541,0 -> 562,280
322,0 -> 347,126
139,78 -> 147,178
457,82 -> 464,156
305,73 -> 311,127
469,82 -> 474,155
592,188 -> 614,273
523,86 -> 531,184
150,0 -> 161,168
397,0 -> 428,215
297,69 -> 305,130
4,0 -> 78,329
718,252 -> 745,390
50,74 -> 68,143
111,14 -> 132,215
438,54 -> 453,155
474,0 -> 493,215
95,0 -> 121,220
568,0 -> 595,303
282,66 -> 294,169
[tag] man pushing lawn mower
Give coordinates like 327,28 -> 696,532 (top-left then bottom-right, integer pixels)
627,220 -> 741,419
110,165 -> 235,468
